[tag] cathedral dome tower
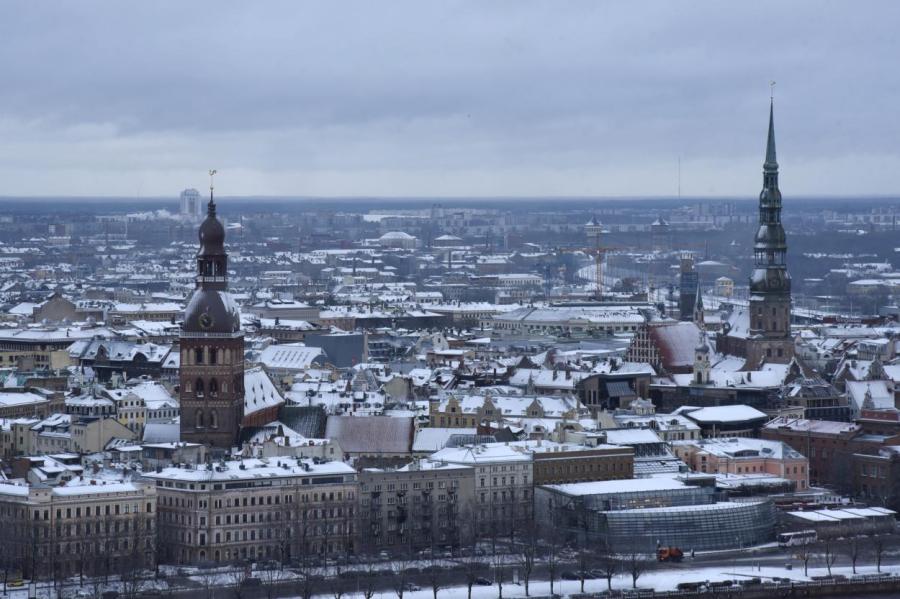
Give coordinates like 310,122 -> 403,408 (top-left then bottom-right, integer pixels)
179,172 -> 245,449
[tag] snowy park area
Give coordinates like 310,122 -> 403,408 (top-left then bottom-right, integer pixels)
7,561 -> 900,599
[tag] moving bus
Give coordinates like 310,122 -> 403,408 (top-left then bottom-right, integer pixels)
778,530 -> 817,547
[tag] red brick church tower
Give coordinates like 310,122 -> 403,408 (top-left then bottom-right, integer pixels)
179,173 -> 245,449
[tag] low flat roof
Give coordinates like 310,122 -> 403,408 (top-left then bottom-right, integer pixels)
543,477 -> 686,497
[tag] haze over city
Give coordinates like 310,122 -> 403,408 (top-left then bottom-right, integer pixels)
2,1 -> 900,197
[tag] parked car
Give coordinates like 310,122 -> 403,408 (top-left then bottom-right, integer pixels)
474,577 -> 492,586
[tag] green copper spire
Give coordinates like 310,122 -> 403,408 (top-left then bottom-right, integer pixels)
764,99 -> 777,170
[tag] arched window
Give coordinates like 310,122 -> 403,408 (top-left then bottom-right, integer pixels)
195,409 -> 204,428
195,379 -> 204,396
195,348 -> 203,364
210,410 -> 219,429
209,379 -> 219,395
209,348 -> 217,365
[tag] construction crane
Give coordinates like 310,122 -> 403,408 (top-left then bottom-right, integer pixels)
557,243 -> 625,301
582,217 -> 610,300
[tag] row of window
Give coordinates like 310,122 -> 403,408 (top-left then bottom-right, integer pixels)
33,502 -> 152,521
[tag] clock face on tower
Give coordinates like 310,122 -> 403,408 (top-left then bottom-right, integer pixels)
199,312 -> 214,330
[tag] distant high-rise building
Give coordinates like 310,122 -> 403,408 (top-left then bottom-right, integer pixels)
584,215 -> 603,246
746,100 -> 793,365
678,253 -> 698,321
650,215 -> 671,251
180,188 -> 203,219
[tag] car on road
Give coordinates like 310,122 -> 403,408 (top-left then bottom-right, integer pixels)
561,571 -> 580,580
474,577 -> 492,586
403,583 -> 421,592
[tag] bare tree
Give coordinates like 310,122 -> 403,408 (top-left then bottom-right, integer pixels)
821,539 -> 837,577
327,561 -> 346,599
455,505 -> 485,599
576,543 -> 594,594
123,514 -> 156,599
358,561 -> 379,599
595,545 -> 619,592
492,549 -> 506,599
424,554 -> 443,599
543,520 -> 563,596
570,502 -> 597,594
228,565 -> 252,599
627,552 -> 648,589
847,535 -> 861,575
390,559 -> 411,599
517,517 -> 538,596
296,570 -> 316,599
461,552 -> 485,599
797,547 -> 812,577
873,536 -> 886,573
260,565 -> 292,599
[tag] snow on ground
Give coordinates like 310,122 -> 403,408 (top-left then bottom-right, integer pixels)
300,563 -> 900,598
7,562 -> 900,598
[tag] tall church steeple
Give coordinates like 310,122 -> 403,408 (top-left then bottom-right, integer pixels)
747,99 -> 793,365
180,170 -> 245,450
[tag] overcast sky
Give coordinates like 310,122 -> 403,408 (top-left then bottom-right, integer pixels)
0,1 -> 898,198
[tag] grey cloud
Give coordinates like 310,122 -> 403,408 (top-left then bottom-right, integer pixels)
0,1 -> 898,196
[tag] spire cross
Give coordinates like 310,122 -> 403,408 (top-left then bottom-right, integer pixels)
769,81 -> 776,101
207,169 -> 218,215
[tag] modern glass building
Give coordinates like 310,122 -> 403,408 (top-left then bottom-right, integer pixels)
598,500 -> 775,552
536,478 -> 776,552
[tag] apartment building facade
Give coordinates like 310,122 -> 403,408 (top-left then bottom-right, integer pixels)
144,458 -> 357,565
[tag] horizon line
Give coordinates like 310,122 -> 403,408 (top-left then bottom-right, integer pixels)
0,193 -> 898,202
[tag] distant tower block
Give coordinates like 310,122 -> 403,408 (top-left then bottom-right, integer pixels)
678,253 -> 698,321
650,215 -> 671,251
180,188 -> 203,219
584,215 -> 604,246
